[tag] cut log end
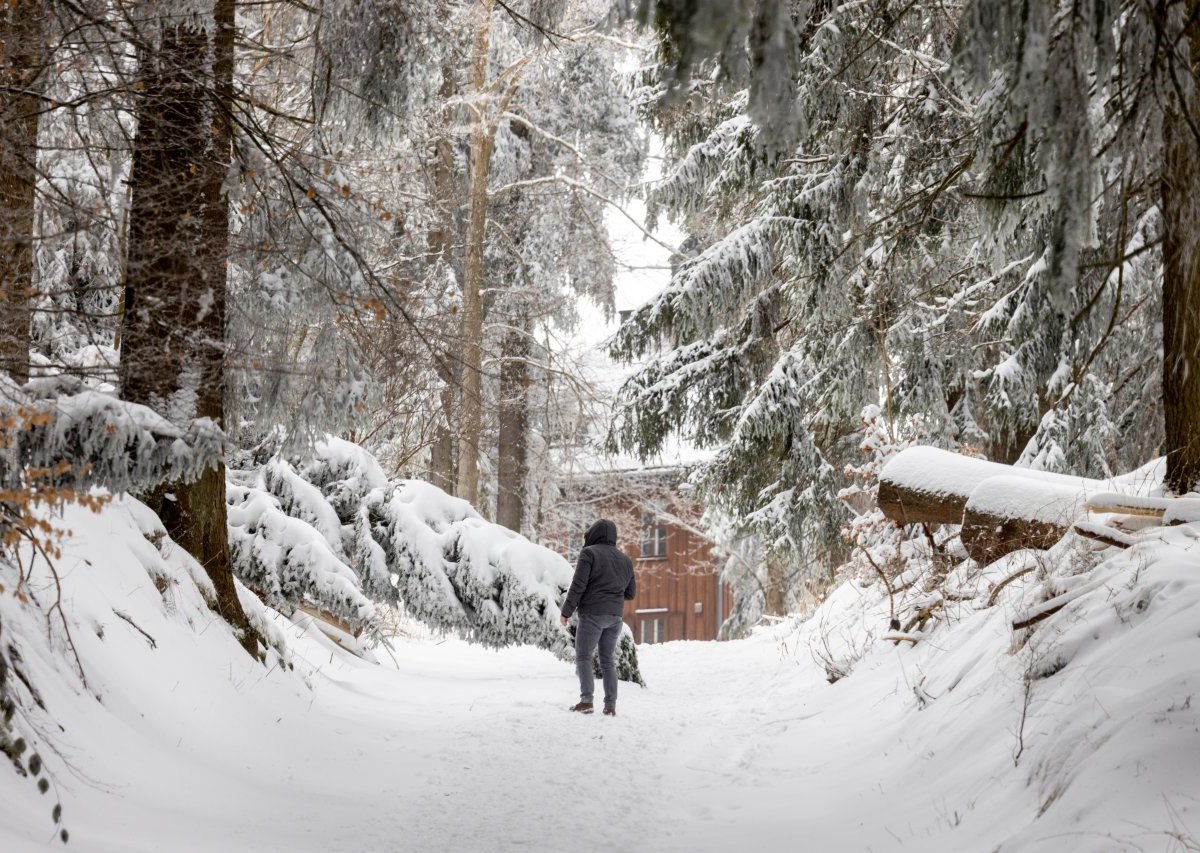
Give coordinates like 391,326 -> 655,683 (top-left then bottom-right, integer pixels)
961,511 -> 1067,565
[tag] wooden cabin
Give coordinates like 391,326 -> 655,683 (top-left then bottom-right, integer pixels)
543,467 -> 732,644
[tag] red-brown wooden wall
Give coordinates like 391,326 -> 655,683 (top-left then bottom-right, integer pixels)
619,517 -> 729,642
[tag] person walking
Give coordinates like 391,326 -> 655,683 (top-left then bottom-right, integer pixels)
559,518 -> 636,716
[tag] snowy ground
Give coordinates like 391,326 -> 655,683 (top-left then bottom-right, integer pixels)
3,499 -> 1200,852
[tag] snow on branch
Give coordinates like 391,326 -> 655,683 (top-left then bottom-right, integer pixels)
228,437 -> 574,652
0,379 -> 225,495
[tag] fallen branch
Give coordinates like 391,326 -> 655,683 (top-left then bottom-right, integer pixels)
903,597 -> 943,633
112,609 -> 157,649
986,563 -> 1036,607
1011,576 -> 1109,631
857,545 -> 897,628
1012,604 -> 1064,631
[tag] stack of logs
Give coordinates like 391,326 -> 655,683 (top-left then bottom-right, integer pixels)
876,447 -> 1200,563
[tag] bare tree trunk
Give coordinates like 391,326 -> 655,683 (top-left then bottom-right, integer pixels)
0,1 -> 45,383
429,360 -> 457,492
428,67 -> 459,494
121,0 -> 260,658
455,0 -> 495,509
496,323 -> 529,532
1161,0 -> 1200,495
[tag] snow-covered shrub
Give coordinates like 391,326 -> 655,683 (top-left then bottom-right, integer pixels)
0,377 -> 226,567
227,479 -> 377,633
838,406 -> 945,589
228,437 -> 636,672
0,607 -> 67,843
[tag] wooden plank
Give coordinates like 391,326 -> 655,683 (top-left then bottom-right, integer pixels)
296,602 -> 361,638
1085,502 -> 1165,518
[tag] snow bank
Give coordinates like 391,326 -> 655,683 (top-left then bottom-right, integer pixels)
765,497 -> 1200,849
0,496 -> 295,847
3,468 -> 1195,851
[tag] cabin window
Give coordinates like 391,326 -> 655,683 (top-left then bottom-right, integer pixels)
640,502 -> 668,559
639,617 -> 666,644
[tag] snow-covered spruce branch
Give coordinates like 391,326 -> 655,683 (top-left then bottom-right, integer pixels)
0,381 -> 226,494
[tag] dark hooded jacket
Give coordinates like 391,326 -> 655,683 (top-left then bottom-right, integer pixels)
561,519 -> 636,619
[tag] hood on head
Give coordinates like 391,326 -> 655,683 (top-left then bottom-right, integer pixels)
584,518 -> 617,547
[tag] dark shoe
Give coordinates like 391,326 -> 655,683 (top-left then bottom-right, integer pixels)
603,707 -> 616,717
569,702 -> 594,714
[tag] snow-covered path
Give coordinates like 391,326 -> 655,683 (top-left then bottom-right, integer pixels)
6,520 -> 1200,853
4,627 -> 1021,853
238,637 -> 814,853
4,616 -> 956,853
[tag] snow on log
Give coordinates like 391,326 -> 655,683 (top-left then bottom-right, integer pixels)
877,447 -> 1098,528
877,447 -> 1014,526
960,475 -> 1091,564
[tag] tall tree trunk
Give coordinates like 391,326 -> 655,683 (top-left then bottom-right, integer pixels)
0,1 -> 45,383
428,66 -> 458,494
121,1 -> 260,658
455,0 -> 495,510
1161,0 -> 1200,495
496,323 -> 529,532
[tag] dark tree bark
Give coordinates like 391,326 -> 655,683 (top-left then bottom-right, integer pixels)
496,324 -> 529,532
763,550 -> 788,617
121,0 -> 259,658
960,510 -> 1066,565
1160,0 -> 1200,495
877,478 -> 971,527
0,1 -> 46,383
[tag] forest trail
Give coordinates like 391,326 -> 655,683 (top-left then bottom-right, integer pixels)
199,630 -> 1044,853
4,618 -> 960,853
5,595 -> 1197,853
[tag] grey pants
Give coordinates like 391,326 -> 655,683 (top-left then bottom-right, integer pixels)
575,613 -> 624,709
